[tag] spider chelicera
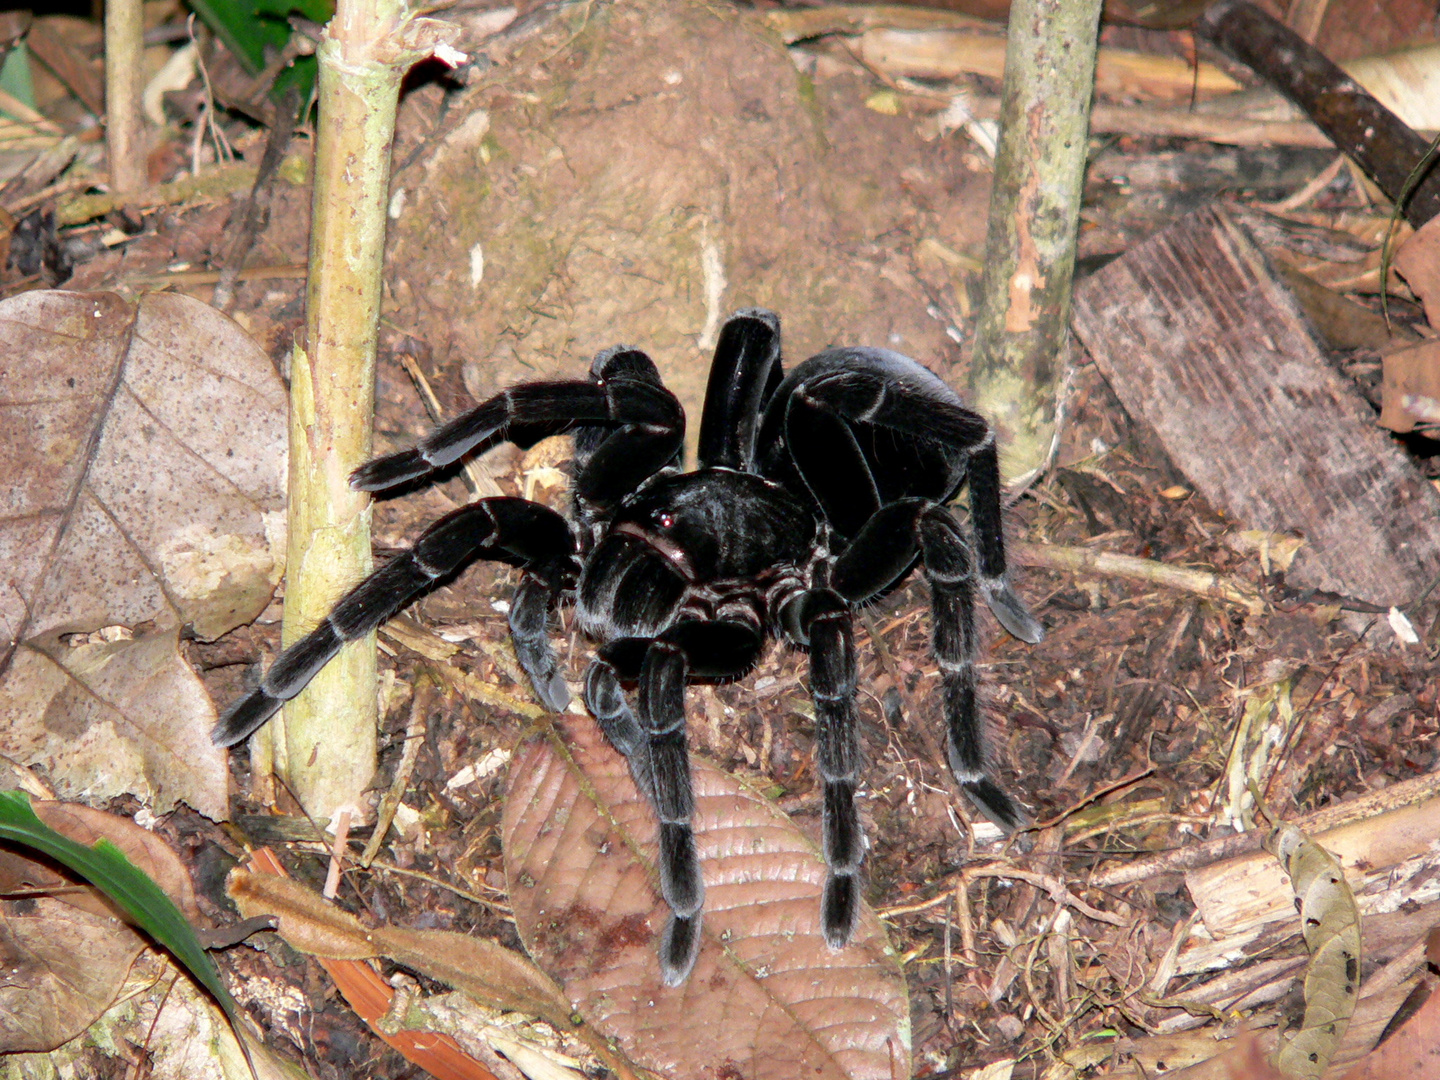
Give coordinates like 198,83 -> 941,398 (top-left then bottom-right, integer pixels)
215,308 -> 1044,984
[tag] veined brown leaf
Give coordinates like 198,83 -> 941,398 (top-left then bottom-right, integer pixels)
503,712 -> 911,1080
0,290 -> 286,816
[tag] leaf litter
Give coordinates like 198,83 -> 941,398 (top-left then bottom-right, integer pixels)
9,0 -> 1440,1076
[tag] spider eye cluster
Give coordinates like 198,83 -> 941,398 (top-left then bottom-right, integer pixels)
654,511 -> 675,529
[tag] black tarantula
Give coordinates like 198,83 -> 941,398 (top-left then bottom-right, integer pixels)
215,309 -> 1044,985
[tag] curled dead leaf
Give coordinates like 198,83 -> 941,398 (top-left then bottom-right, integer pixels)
1266,824 -> 1362,1079
1392,213 -> 1440,328
229,850 -> 638,1079
502,712 -> 911,1080
1380,341 -> 1440,435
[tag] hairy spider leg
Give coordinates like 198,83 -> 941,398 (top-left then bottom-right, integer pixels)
212,499 -> 577,747
780,357 -> 1044,644
965,438 -> 1045,643
695,308 -> 784,471
350,368 -> 682,501
568,347 -> 686,518
777,587 -> 863,947
508,575 -> 570,712
584,619 -> 766,985
826,498 -> 1025,827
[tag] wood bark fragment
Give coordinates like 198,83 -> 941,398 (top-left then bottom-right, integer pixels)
1187,797 -> 1440,939
1092,768 -> 1440,888
1071,203 -> 1440,608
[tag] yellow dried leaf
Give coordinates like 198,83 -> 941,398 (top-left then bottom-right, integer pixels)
1227,529 -> 1305,573
864,90 -> 900,115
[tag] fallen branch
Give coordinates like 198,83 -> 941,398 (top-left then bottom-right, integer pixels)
1012,542 -> 1268,615
1091,769 -> 1440,888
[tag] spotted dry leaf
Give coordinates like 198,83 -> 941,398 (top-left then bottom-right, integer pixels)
0,290 -> 286,816
1267,824 -> 1362,1080
502,712 -> 911,1080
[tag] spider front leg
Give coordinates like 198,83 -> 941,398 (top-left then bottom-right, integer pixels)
779,589 -> 863,947
352,356 -> 682,507
213,499 -> 577,747
584,620 -> 764,985
829,499 -> 1029,827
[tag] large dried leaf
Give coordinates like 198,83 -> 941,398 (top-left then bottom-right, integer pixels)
0,895 -> 146,1053
502,713 -> 911,1080
0,288 -> 285,655
0,798 -> 196,1053
0,790 -> 252,1071
0,290 -> 286,817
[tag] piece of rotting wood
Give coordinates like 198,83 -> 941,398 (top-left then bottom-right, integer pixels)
1071,203 -> 1440,609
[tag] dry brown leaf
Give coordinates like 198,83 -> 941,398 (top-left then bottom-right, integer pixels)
231,850 -> 504,1080
0,289 -> 286,816
0,289 -> 286,652
1393,216 -> 1440,331
1380,341 -> 1440,434
0,627 -> 229,817
0,895 -> 147,1053
29,799 -> 202,919
1339,972 -> 1440,1080
0,799 -> 207,1052
229,851 -> 638,1079
502,713 -> 911,1080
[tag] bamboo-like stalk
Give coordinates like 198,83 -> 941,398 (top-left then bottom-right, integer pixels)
967,0 -> 1102,483
104,0 -> 145,196
274,0 -> 434,819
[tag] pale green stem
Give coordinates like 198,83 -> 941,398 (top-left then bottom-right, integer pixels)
274,0 -> 413,820
968,0 -> 1102,484
104,0 -> 146,196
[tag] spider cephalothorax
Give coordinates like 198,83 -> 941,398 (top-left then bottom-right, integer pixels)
215,309 -> 1044,984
